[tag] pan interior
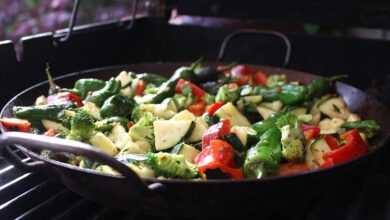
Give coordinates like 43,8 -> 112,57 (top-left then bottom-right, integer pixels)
1,62 -> 389,183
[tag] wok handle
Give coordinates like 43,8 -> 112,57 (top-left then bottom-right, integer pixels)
0,132 -> 155,192
217,29 -> 292,67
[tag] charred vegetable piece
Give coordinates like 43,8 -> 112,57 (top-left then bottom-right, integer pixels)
74,78 -> 106,98
85,78 -> 121,106
243,127 -> 282,178
100,95 -> 134,118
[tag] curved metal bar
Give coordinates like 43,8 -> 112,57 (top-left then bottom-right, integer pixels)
59,0 -> 81,42
126,0 -> 139,30
0,132 -> 144,185
217,30 -> 292,67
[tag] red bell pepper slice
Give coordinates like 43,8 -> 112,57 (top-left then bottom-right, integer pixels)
175,79 -> 206,101
135,80 -> 146,96
195,139 -> 243,180
324,135 -> 340,150
323,129 -> 368,165
0,118 -> 31,132
253,71 -> 268,85
206,101 -> 224,116
320,158 -> 335,169
48,92 -> 83,107
202,119 -> 231,148
278,162 -> 310,176
187,101 -> 206,116
301,124 -> 320,141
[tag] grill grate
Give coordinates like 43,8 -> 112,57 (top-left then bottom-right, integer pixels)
0,149 -> 389,220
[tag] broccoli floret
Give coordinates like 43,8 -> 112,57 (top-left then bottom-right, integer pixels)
66,110 -> 95,141
146,152 -> 199,179
172,93 -> 193,110
128,112 -> 156,145
215,84 -> 239,103
280,125 -> 305,161
275,112 -> 298,128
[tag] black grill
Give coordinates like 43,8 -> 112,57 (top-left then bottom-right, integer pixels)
1,2 -> 390,219
0,156 -> 390,220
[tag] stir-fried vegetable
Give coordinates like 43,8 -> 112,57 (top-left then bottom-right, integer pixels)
3,61 -> 380,180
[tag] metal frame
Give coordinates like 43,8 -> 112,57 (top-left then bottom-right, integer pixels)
57,0 -> 139,43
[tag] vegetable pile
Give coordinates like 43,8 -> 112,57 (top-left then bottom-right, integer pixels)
1,61 -> 380,180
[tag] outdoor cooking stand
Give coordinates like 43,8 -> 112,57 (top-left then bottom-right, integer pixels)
0,0 -> 390,219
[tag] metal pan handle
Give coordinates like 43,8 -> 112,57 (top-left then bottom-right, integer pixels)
217,29 -> 292,67
0,132 -> 158,191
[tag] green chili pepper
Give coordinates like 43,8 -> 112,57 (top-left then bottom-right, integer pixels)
74,78 -> 106,98
305,75 -> 347,100
252,112 -> 283,136
277,84 -> 307,105
247,86 -> 280,102
145,62 -> 198,104
341,120 -> 380,138
100,95 -> 135,118
85,78 -> 121,106
243,127 -> 282,178
13,103 -> 74,127
305,79 -> 331,99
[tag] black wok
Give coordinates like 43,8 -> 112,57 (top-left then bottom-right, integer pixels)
1,63 -> 389,218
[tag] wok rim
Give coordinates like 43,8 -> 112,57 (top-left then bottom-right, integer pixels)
1,62 -> 389,185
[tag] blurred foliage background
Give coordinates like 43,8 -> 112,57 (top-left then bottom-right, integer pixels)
0,0 -> 144,42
